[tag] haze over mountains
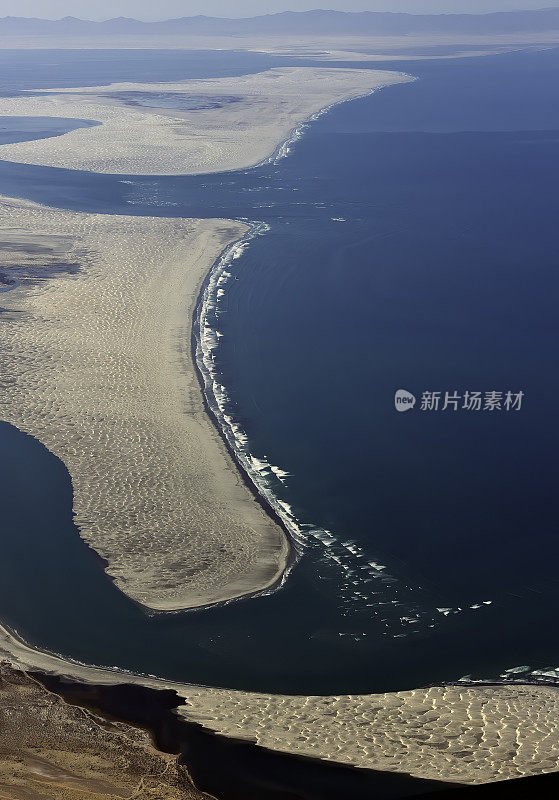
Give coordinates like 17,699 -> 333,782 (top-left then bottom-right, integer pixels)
1,8 -> 559,37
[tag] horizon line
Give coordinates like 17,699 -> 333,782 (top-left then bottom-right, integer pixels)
1,6 -> 559,25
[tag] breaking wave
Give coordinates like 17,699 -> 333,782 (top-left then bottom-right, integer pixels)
193,224 -> 443,634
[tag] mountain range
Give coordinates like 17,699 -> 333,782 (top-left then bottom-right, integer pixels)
1,8 -> 559,36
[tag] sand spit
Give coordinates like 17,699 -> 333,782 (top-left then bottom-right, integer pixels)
0,67 -> 410,175
1,57 -> 558,790
0,196 -> 288,610
0,626 -> 557,786
1,32 -> 559,55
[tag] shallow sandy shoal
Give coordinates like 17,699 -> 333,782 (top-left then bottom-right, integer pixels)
1,31 -> 558,54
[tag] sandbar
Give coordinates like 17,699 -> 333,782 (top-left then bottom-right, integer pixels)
0,66 -> 410,608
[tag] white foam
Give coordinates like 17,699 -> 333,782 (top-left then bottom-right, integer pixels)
531,667 -> 559,679
269,93 -> 379,167
502,665 -> 530,675
269,464 -> 290,482
192,160 -> 442,631
277,500 -> 294,517
194,223 -> 312,551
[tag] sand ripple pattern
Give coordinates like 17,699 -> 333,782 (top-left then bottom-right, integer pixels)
179,683 -> 559,784
1,613 -> 558,784
0,198 -> 288,609
0,68 -> 410,175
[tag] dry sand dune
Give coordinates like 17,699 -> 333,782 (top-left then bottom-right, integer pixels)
179,682 -> 559,784
0,66 -> 409,607
0,67 -> 409,175
0,197 -> 288,610
0,66 -> 407,607
1,625 -> 557,786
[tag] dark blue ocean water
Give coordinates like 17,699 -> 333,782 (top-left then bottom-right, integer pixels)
0,49 -> 295,91
0,47 -> 558,693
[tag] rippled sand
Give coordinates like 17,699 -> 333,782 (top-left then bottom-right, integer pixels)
1,625 -> 557,785
0,66 -> 407,609
0,197 -> 288,609
0,67 -> 409,175
1,61 -> 557,786
178,683 -> 559,784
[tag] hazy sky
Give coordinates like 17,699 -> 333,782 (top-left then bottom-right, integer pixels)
0,0 -> 552,20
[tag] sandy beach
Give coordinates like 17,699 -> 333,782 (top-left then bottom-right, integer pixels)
0,67 -> 410,175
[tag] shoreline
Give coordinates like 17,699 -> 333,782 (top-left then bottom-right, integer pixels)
1,58 -> 559,787
0,68 -> 413,616
29,668 -> 459,800
0,72 -> 410,613
260,78 -> 415,168
193,224 -> 311,541
191,223 -> 301,604
2,612 -> 558,698
186,81 -> 422,578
